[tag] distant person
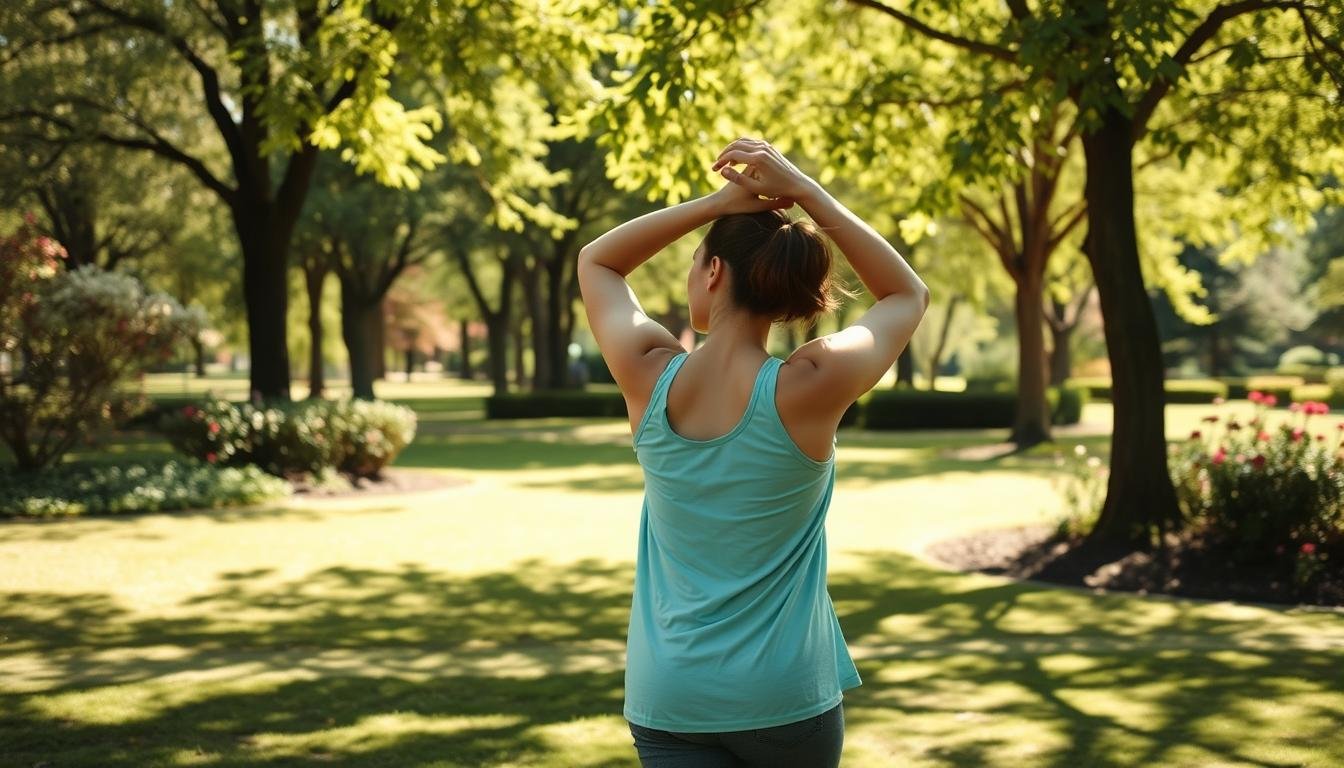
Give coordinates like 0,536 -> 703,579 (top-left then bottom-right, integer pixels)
578,137 -> 930,767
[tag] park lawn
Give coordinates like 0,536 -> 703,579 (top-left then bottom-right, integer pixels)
1,394 -> 1341,767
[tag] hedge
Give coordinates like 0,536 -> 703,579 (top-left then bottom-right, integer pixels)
486,390 -> 628,419
862,385 -> 1085,430
1071,377 -> 1227,404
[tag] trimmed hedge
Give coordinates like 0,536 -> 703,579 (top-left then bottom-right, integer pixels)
1071,377 -> 1227,404
486,390 -> 628,419
0,458 -> 291,517
486,385 -> 1085,430
1217,375 -> 1306,402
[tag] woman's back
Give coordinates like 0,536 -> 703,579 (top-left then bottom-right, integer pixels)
623,349 -> 861,732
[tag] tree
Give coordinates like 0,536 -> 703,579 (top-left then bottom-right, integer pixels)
1,0 -> 610,399
596,0 -> 1344,548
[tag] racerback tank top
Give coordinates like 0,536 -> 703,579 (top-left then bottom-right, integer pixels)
623,350 -> 862,732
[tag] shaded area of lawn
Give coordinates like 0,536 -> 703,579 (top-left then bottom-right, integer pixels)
3,550 -> 1342,766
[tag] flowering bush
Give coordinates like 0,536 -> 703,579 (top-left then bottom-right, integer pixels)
0,218 -> 205,470
1170,392 -> 1344,567
160,395 -> 416,479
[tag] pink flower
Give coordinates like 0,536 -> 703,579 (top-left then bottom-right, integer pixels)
208,421 -> 220,435
181,405 -> 197,418
205,451 -> 217,463
1257,430 -> 1271,442
1264,394 -> 1278,407
1291,427 -> 1305,442
1251,454 -> 1266,469
1249,391 -> 1264,403
1213,396 -> 1226,405
1301,542 -> 1316,555
1212,448 -> 1227,465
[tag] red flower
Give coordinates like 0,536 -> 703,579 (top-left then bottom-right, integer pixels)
1264,394 -> 1278,407
1301,542 -> 1317,555
1291,427 -> 1305,442
1212,448 -> 1227,465
1257,430 -> 1271,442
205,451 -> 217,463
208,421 -> 220,435
1251,454 -> 1266,469
182,405 -> 197,418
1249,390 -> 1264,403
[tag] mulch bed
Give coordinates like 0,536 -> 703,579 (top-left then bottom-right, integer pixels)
288,467 -> 470,498
925,524 -> 1344,608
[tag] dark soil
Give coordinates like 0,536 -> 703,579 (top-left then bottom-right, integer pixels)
288,467 -> 470,498
926,524 -> 1344,608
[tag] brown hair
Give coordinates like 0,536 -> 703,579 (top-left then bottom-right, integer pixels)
702,209 -> 845,326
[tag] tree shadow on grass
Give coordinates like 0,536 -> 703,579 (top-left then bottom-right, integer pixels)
3,552 -> 1342,766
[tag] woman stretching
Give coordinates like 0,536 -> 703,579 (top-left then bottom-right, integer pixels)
578,138 -> 930,767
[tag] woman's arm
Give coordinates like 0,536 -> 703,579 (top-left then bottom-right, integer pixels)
576,175 -> 791,400
713,138 -> 930,407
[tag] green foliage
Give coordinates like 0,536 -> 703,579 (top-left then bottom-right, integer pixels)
1071,378 -> 1227,404
486,391 -> 627,420
1170,400 -> 1344,567
0,223 -> 204,470
1050,383 -> 1088,426
160,396 -> 417,479
0,458 -> 290,517
1051,444 -> 1108,539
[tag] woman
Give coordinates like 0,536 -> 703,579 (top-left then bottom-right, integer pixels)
578,138 -> 930,767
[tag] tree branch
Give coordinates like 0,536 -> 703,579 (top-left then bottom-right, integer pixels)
845,0 -> 1016,62
1132,0 -> 1309,141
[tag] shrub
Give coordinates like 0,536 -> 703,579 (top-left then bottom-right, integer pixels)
486,390 -> 627,419
1324,368 -> 1344,408
1164,379 -> 1229,404
1278,345 -> 1334,376
1069,377 -> 1226,404
1170,398 -> 1344,565
1051,443 -> 1107,538
1243,375 -> 1304,404
584,353 -> 615,385
1050,383 -> 1088,426
0,220 -> 203,470
864,390 -> 1015,429
0,458 -> 291,517
160,396 -> 416,479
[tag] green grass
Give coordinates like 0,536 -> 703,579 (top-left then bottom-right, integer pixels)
2,388 -> 1342,766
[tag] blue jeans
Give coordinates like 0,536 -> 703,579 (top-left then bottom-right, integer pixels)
627,701 -> 844,767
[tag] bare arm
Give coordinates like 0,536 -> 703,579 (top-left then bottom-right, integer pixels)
714,139 -> 930,408
577,170 -> 792,402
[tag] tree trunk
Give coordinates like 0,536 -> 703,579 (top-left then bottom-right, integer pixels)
485,314 -> 511,395
304,262 -> 327,399
895,345 -> 915,387
234,205 -> 293,401
370,305 -> 386,381
523,266 -> 551,392
927,296 -> 960,391
459,318 -> 474,380
1012,269 -> 1052,447
1049,321 -> 1074,386
511,312 -> 526,389
191,336 -> 207,378
339,276 -> 378,401
545,253 -> 570,388
1080,105 -> 1180,549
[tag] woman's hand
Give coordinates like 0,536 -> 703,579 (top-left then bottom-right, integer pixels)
707,162 -> 795,216
711,138 -> 818,204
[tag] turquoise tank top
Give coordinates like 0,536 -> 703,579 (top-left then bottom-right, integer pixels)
623,350 -> 862,732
